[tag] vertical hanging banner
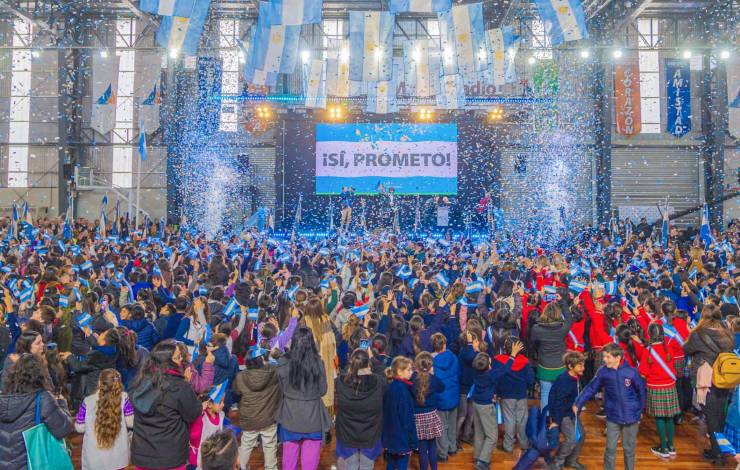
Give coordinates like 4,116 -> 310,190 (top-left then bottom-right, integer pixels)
262,0 -> 322,25
197,57 -> 222,136
366,58 -> 401,114
533,0 -> 588,46
613,58 -> 641,136
136,51 -> 163,132
486,26 -> 516,87
245,3 -> 301,87
304,58 -> 327,109
349,11 -> 395,82
728,60 -> 740,139
326,43 -> 351,97
440,3 -> 486,80
666,58 -> 691,137
437,73 -> 465,109
90,53 -> 120,135
390,0 -> 452,13
156,0 -> 212,56
402,39 -> 441,97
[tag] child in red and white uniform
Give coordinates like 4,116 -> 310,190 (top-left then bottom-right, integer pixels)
189,382 -> 228,469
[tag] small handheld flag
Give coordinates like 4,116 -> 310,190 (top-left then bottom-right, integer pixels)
495,401 -> 504,424
222,297 -> 239,318
435,272 -> 449,289
247,308 -> 259,321
77,312 -> 93,328
465,280 -> 482,295
351,302 -> 370,318
58,295 -> 69,308
569,280 -> 587,294
208,380 -> 229,404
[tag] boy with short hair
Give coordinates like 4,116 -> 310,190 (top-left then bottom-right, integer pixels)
493,336 -> 534,453
573,343 -> 646,470
547,351 -> 587,470
431,332 -> 460,462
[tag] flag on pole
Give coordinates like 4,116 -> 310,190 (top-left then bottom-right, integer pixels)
435,272 -> 450,288
351,302 -> 370,318
156,0 -> 212,56
390,0 -> 451,13
21,200 -> 31,226
100,195 -> 109,238
138,125 -> 148,161
303,58 -> 327,109
662,211 -> 669,249
111,199 -> 121,237
208,380 -> 229,403
262,0 -> 322,25
533,0 -> 589,46
349,11 -> 395,82
63,195 -> 73,240
700,204 -> 714,249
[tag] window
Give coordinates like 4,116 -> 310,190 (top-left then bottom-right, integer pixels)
219,19 -> 240,132
322,18 -> 345,60
530,19 -> 552,60
638,18 -> 660,133
8,19 -> 32,188
112,19 -> 136,188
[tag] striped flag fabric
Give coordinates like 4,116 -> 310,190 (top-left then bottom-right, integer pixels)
700,204 -> 714,248
465,280 -> 483,295
662,211 -> 669,249
602,280 -> 617,296
543,285 -> 557,294
349,11 -> 395,82
396,265 -> 413,279
59,295 -> 69,308
247,308 -> 259,321
366,79 -> 398,114
439,3 -> 487,79
437,73 -> 465,109
437,9 -> 458,75
435,272 -> 449,288
140,0 -> 195,16
91,53 -> 120,135
19,285 -> 33,303
390,0 -> 451,13
262,0 -> 322,25
351,302 -> 370,318
533,0 -> 589,46
208,380 -> 229,403
326,43 -> 351,97
222,297 -> 239,318
156,0 -> 212,56
715,432 -> 737,455
486,26 -> 516,87
569,280 -> 587,294
245,8 -> 301,86
403,39 -> 441,97
303,59 -> 327,109
77,312 -> 93,329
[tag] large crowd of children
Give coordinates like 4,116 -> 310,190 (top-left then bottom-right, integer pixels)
1,214 -> 740,470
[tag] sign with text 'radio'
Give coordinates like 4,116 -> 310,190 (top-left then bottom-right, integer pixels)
315,123 -> 458,195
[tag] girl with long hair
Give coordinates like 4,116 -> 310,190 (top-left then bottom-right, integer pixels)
301,296 -> 337,414
382,355 -> 417,470
275,327 -> 332,470
75,369 -> 133,470
335,348 -> 386,470
638,322 -> 682,459
412,352 -> 445,470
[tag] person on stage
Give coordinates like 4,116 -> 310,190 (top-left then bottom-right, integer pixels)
339,186 -> 354,233
388,187 -> 400,234
477,190 -> 494,233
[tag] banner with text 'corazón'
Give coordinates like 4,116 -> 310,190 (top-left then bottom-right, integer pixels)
315,123 -> 458,195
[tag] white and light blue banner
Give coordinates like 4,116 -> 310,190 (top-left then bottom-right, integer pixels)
440,3 -> 487,79
156,0 -> 212,55
402,40 -> 441,97
326,41 -> 351,97
486,26 -> 516,87
727,61 -> 739,138
262,0 -> 322,25
666,58 -> 691,137
349,11 -> 395,82
91,53 -> 120,135
140,0 -> 195,16
533,0 -> 588,46
437,73 -> 466,109
246,4 -> 301,86
390,0 -> 452,13
315,123 -> 458,195
303,58 -> 327,108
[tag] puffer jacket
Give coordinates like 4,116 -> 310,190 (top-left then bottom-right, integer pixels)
432,350 -> 460,410
66,345 -> 118,407
683,327 -> 736,380
574,361 -> 646,425
130,369 -> 201,468
121,318 -> 161,350
0,390 -> 73,470
233,365 -> 282,431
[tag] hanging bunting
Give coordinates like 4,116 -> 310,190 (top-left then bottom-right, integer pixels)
156,0 -> 212,56
485,26 -> 516,87
533,0 -> 588,46
303,58 -> 327,109
614,58 -> 641,136
349,11 -> 395,82
390,0 -> 452,13
402,39 -> 441,98
439,3 -> 487,79
262,0 -> 322,26
666,58 -> 691,137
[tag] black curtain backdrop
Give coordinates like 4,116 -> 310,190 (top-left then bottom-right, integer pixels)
275,111 -> 501,232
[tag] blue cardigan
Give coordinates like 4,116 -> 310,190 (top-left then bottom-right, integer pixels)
382,379 -> 418,453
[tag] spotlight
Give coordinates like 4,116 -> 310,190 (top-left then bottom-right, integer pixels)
443,47 -> 453,61
488,107 -> 505,122
100,49 -> 109,58
507,47 -> 517,59
340,47 -> 350,63
612,48 -> 623,59
682,49 -> 692,59
255,105 -> 272,119
720,49 -> 731,60
169,48 -> 179,59
417,108 -> 434,121
374,47 -> 383,60
327,105 -> 344,120
301,49 -> 311,64
580,48 -> 591,59
412,48 -> 421,62
477,48 -> 487,61
527,56 -> 536,65
31,49 -> 40,58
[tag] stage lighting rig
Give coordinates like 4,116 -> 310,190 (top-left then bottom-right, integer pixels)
417,108 -> 434,121
488,107 -> 505,122
327,105 -> 344,120
255,105 -> 272,119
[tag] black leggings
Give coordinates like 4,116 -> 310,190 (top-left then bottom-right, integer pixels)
705,386 -> 730,457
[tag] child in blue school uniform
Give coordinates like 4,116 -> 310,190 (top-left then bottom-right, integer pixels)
412,351 -> 445,470
382,356 -> 418,470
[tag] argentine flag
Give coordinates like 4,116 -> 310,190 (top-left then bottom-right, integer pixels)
156,0 -> 212,56
403,40 -> 441,97
351,302 -> 370,318
465,280 -> 482,295
222,297 -> 239,318
208,379 -> 229,403
437,73 -> 465,109
139,127 -> 148,161
390,0 -> 452,13
246,10 -> 301,86
700,204 -> 714,249
303,59 -> 327,109
262,0 -> 322,25
569,280 -> 587,294
366,79 -> 398,114
326,42 -> 351,97
435,272 -> 450,289
661,210 -> 669,249
486,26 -> 516,87
140,0 -> 197,16
533,0 -> 588,46
440,3 -> 487,79
396,265 -> 413,280
349,11 -> 395,82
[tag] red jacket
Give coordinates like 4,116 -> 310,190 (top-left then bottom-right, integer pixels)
637,343 -> 677,388
580,290 -> 612,349
672,317 -> 690,341
619,340 -> 646,368
565,319 -> 586,352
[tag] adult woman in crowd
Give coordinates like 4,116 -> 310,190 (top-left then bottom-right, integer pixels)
0,353 -> 73,469
129,340 -> 202,469
1,329 -> 44,385
529,301 -> 571,410
302,296 -> 337,414
276,326 -> 332,470
335,348 -> 386,470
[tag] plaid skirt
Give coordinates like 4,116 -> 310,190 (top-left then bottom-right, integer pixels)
647,386 -> 681,418
415,411 -> 442,440
673,357 -> 687,379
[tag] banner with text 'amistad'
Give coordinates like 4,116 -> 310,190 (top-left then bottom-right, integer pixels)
315,123 -> 458,195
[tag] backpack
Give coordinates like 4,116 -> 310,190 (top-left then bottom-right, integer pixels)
712,352 -> 740,389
